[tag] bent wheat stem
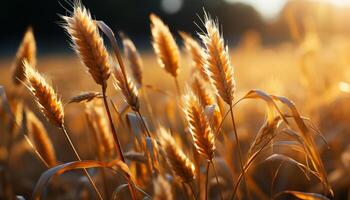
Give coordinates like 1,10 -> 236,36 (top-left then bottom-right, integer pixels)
229,104 -> 250,199
205,161 -> 210,200
136,110 -> 151,138
210,160 -> 224,200
101,87 -> 137,200
102,86 -> 124,161
174,77 -> 181,96
189,182 -> 198,200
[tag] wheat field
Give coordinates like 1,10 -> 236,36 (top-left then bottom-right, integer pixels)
1,1 -> 350,200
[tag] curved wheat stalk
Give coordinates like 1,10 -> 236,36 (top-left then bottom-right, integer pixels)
179,32 -> 208,81
12,27 -> 36,86
183,90 -> 215,161
199,15 -> 236,105
24,61 -> 64,127
62,3 -> 111,88
27,110 -> 57,167
121,33 -> 143,86
159,127 -> 195,183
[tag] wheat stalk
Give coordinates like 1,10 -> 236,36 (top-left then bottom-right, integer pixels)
199,15 -> 236,105
179,32 -> 208,81
199,13 -> 248,199
24,61 -> 103,200
24,61 -> 64,127
159,127 -> 195,183
62,3 -> 111,88
183,90 -> 215,161
27,110 -> 57,167
12,27 -> 36,86
121,33 -> 143,86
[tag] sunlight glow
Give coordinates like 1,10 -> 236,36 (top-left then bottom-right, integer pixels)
161,0 -> 183,15
224,0 -> 288,21
224,0 -> 350,21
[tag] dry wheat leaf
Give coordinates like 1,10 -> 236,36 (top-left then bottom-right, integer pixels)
32,160 -> 133,200
67,91 -> 102,104
274,191 -> 330,200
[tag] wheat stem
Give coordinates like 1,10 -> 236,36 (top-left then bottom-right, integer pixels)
189,182 -> 197,200
136,110 -> 151,138
230,134 -> 276,200
229,104 -> 250,199
210,160 -> 224,200
101,87 -> 137,200
102,86 -> 124,161
205,161 -> 210,200
60,126 -> 104,200
174,77 -> 181,96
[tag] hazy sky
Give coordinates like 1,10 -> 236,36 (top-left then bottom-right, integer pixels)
223,0 -> 350,21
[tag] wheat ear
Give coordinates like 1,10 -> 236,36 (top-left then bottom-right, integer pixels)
150,14 -> 181,94
120,33 -> 143,86
183,90 -> 215,161
27,110 -> 57,167
179,32 -> 208,81
113,68 -> 140,111
191,77 -> 222,132
24,61 -> 64,127
153,175 -> 173,200
199,15 -> 236,105
90,106 -> 115,158
159,127 -> 195,183
12,27 -> 36,86
62,4 -> 110,88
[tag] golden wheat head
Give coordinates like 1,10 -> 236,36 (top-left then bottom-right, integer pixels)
12,27 -> 36,86
183,90 -> 215,161
113,68 -> 140,111
153,175 -> 173,200
159,127 -> 195,183
27,110 -> 57,167
62,3 -> 111,87
191,77 -> 222,131
199,14 -> 236,105
89,105 -> 114,157
24,61 -> 64,127
150,14 -> 180,78
121,33 -> 143,86
179,32 -> 209,81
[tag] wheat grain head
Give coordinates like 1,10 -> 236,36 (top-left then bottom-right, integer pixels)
153,175 -> 173,200
27,110 -> 57,167
113,68 -> 140,111
12,27 -> 36,86
199,14 -> 236,105
62,3 -> 111,88
183,90 -> 215,161
150,14 -> 180,78
121,33 -> 143,86
24,61 -> 64,127
179,32 -> 209,81
159,127 -> 195,183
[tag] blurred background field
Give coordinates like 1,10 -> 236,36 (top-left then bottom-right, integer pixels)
1,0 -> 350,199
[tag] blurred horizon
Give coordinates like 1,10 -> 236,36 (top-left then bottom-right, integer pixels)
2,0 -> 350,56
